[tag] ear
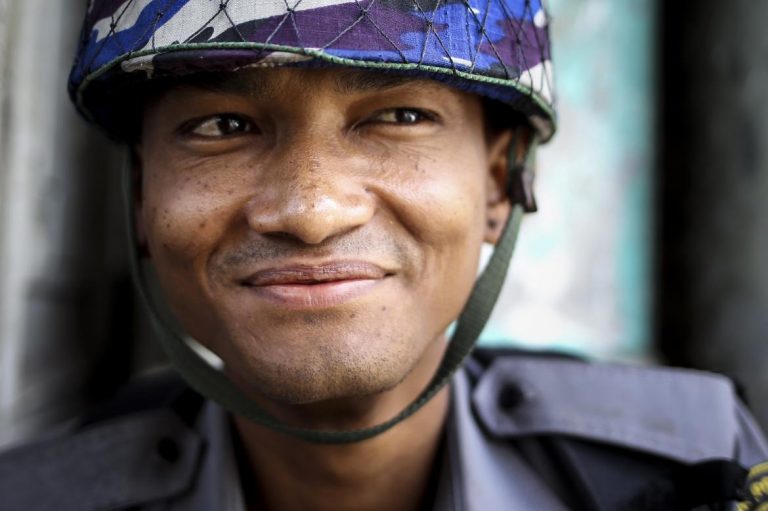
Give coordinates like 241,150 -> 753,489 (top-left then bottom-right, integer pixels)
130,147 -> 151,258
484,126 -> 532,244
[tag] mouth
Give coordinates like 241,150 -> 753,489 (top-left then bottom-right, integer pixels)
240,261 -> 391,309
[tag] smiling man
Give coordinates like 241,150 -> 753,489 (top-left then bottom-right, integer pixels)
0,1 -> 767,510
139,69 -> 505,414
136,66 -> 508,510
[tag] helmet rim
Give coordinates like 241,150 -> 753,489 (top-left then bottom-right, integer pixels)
70,0 -> 557,141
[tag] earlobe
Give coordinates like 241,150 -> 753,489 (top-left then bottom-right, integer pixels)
484,209 -> 508,244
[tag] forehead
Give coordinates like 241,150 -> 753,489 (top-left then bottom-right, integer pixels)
155,68 -> 450,99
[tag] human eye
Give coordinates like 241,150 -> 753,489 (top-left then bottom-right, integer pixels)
180,114 -> 254,138
369,108 -> 436,125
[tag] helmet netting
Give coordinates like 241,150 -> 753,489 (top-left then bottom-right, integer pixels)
70,0 -> 555,139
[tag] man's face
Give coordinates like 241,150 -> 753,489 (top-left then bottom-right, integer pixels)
137,68 -> 511,405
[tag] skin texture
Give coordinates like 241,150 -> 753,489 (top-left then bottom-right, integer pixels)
136,68 -> 515,510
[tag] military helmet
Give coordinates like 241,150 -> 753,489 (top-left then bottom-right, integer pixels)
70,0 -> 555,140
70,0 -> 555,444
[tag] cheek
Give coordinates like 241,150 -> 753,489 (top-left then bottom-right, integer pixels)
139,157 -> 254,344
139,154 -> 255,332
144,192 -> 211,265
141,156 -> 245,266
396,147 -> 488,248
386,147 -> 489,302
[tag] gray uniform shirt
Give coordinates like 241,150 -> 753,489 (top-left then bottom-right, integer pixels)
1,354 -> 767,510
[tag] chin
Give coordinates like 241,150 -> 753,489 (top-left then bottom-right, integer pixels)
220,326 -> 427,405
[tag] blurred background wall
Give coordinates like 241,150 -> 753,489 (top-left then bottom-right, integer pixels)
658,1 -> 768,430
0,0 -> 767,446
0,0 -> 129,446
484,0 -> 655,361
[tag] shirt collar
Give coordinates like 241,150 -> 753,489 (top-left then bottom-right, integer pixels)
185,367 -> 566,511
434,368 -> 568,511
169,399 -> 246,511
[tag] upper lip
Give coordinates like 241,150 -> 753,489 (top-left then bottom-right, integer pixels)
241,261 -> 390,286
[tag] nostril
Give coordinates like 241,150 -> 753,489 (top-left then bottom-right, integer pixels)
264,231 -> 305,244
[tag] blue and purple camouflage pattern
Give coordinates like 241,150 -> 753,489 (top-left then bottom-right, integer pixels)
70,0 -> 556,139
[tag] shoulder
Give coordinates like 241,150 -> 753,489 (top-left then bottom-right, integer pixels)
463,348 -> 768,509
468,347 -> 768,464
0,370 -> 204,511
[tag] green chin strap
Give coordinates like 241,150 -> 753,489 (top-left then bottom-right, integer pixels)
124,131 -> 537,444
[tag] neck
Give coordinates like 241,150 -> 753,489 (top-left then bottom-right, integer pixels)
232,338 -> 450,511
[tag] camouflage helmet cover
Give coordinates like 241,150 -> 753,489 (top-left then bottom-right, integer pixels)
70,0 -> 556,140
70,0 -> 554,443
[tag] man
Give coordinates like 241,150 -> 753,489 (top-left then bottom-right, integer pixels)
1,1 -> 767,510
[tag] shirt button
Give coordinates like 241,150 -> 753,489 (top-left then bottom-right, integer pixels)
156,437 -> 181,464
497,382 -> 528,411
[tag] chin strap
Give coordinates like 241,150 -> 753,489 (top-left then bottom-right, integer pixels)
125,129 -> 538,444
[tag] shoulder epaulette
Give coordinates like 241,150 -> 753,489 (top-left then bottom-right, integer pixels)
472,355 -> 738,463
0,371 -> 204,511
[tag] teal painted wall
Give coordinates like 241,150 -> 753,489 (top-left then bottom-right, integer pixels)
482,0 -> 655,360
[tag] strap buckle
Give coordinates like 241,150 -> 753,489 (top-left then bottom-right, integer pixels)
507,125 -> 539,213
508,162 -> 538,213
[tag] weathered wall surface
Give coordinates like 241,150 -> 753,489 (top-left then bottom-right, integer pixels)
660,2 -> 768,428
485,0 -> 656,360
0,0 -> 125,447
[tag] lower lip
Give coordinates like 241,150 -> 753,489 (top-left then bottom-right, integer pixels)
246,279 -> 383,309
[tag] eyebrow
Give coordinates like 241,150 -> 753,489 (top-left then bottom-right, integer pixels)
332,71 -> 420,94
175,69 -> 424,97
176,72 -> 274,96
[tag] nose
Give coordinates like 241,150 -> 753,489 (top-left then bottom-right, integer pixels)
244,140 -> 375,245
